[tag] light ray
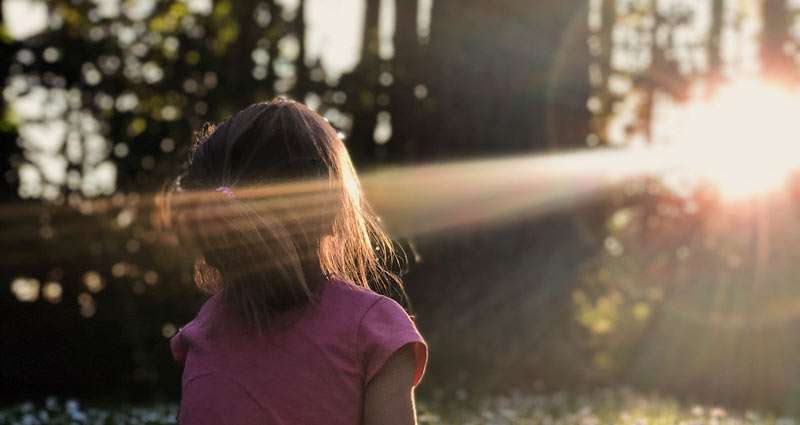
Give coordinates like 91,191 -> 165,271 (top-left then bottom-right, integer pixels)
362,147 -> 674,236
0,146 -> 677,248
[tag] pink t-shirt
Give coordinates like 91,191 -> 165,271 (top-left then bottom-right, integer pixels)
170,278 -> 427,425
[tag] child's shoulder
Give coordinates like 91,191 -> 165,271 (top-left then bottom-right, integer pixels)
321,277 -> 403,314
321,278 -> 417,339
323,277 -> 384,302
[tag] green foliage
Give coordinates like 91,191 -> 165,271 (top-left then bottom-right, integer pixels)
0,106 -> 18,132
572,185 -> 700,378
572,175 -> 800,406
0,25 -> 12,44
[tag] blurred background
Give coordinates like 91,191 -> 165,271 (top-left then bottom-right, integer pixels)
7,0 -> 800,420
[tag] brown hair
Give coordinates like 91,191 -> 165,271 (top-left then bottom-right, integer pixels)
165,98 -> 404,330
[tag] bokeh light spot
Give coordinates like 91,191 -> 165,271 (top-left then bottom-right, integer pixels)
11,277 -> 40,302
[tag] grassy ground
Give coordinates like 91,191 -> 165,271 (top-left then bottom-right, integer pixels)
1,389 -> 797,425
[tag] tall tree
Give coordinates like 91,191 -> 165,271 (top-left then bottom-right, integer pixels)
340,0 -> 382,165
762,0 -> 793,81
707,0 -> 725,84
0,0 -> 22,202
387,0 -> 421,162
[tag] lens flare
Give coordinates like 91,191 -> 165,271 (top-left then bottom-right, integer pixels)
662,79 -> 800,200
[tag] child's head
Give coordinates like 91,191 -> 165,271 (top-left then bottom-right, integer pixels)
169,98 -> 401,328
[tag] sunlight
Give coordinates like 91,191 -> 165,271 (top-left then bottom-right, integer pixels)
665,79 -> 800,200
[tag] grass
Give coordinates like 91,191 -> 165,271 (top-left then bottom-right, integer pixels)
1,388 -> 798,425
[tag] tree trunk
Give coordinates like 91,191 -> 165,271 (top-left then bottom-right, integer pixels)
340,0 -> 381,165
761,0 -> 792,81
388,0 -> 420,162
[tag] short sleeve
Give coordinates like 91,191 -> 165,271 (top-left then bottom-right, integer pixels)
358,297 -> 428,387
170,329 -> 188,365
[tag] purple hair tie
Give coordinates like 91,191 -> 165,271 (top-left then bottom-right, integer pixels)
215,186 -> 235,199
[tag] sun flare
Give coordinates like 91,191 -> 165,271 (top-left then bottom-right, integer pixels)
665,79 -> 800,200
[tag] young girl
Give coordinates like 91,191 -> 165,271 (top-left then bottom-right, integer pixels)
167,98 -> 427,425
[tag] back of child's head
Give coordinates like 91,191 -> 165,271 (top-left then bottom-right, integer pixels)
166,98 -> 402,330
